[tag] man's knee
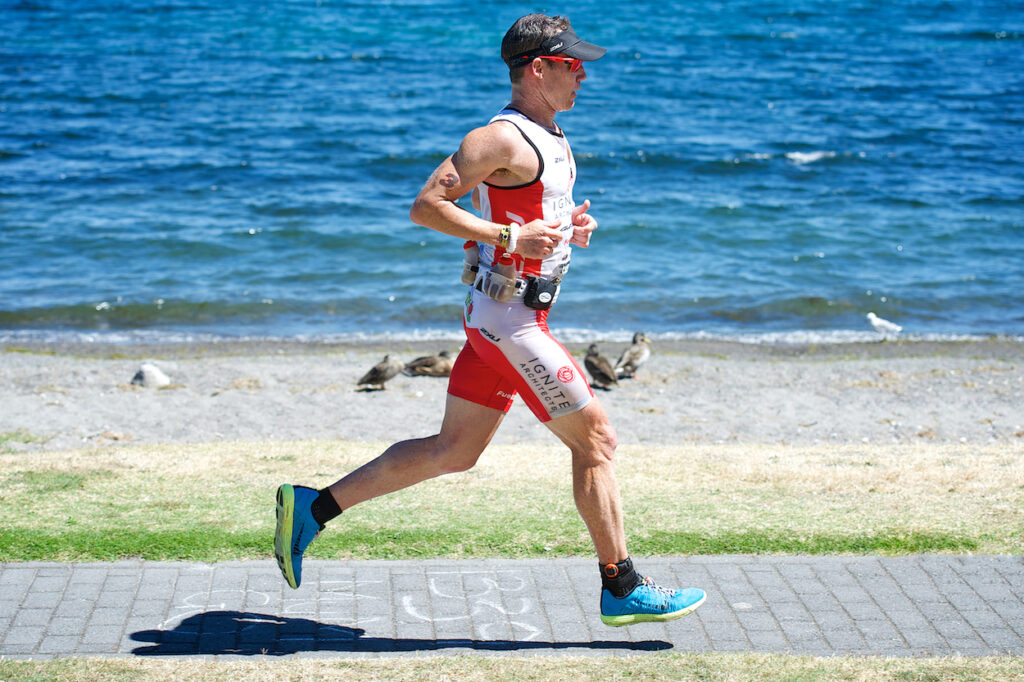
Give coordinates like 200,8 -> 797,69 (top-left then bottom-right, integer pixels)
431,435 -> 486,474
575,419 -> 618,465
596,420 -> 619,459
429,395 -> 503,475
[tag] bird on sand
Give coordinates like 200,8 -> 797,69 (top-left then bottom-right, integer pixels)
615,332 -> 652,378
584,344 -> 619,389
357,354 -> 403,390
866,312 -> 902,340
403,350 -> 455,377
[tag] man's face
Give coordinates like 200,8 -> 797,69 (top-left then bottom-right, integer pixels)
540,57 -> 587,112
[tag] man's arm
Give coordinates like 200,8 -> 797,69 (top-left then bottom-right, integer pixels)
409,124 -> 562,259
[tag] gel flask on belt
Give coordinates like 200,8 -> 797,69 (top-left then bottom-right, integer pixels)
461,241 -> 479,286
486,252 -> 517,302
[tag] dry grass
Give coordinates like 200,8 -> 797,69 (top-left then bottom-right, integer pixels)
1,440 -> 1021,557
617,442 -> 1024,547
1,653 -> 1023,681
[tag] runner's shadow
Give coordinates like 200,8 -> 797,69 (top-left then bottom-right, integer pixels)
130,611 -> 671,655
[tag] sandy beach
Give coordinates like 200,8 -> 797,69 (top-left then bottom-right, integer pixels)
2,338 -> 1021,452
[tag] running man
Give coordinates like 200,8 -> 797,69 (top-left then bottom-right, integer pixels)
275,13 -> 706,627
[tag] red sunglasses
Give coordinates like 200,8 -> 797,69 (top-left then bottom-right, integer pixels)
537,55 -> 583,72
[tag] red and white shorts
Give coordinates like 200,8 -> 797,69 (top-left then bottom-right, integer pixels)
447,287 -> 593,422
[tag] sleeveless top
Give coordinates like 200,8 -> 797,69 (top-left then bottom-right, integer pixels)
474,107 -> 576,281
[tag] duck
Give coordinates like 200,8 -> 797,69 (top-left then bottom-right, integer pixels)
357,354 -> 404,390
584,344 -> 619,390
615,332 -> 651,378
403,350 -> 455,377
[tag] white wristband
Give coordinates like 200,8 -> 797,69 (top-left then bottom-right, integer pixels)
507,222 -> 520,254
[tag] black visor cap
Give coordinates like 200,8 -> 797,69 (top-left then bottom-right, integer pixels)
507,28 -> 607,66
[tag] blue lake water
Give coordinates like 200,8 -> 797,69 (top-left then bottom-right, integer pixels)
2,0 -> 1022,344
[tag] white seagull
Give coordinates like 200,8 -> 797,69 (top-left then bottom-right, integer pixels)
866,312 -> 902,339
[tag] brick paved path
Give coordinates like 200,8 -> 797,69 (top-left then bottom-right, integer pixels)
2,556 -> 1022,658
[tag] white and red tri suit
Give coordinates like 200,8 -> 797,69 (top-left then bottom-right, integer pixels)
447,107 -> 594,422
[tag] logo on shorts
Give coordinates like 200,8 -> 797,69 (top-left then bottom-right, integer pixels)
557,366 -> 574,383
521,357 -> 572,413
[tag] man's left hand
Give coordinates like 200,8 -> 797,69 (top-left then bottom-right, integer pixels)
570,199 -> 597,248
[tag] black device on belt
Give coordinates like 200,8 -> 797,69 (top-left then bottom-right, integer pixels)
523,275 -> 559,310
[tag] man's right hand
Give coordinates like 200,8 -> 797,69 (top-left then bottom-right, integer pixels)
515,218 -> 564,259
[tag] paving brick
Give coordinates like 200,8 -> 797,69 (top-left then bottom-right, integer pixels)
977,628 -> 1024,650
37,635 -> 81,654
0,601 -> 20,619
89,606 -> 129,626
902,628 -> 946,648
771,602 -> 812,621
63,583 -> 102,600
707,639 -> 750,651
52,601 -> 89,618
69,567 -> 109,584
81,625 -> 124,644
843,600 -> 885,620
28,577 -> 67,594
703,619 -> 745,641
946,638 -> 995,655
889,610 -> 937,631
45,617 -> 86,636
823,630 -> 867,651
972,584 -> 1020,602
1,568 -> 38,593
13,609 -> 52,627
780,620 -> 823,642
95,591 -> 135,609
745,629 -> 790,651
958,606 -> 1007,626
933,618 -> 979,640
3,625 -> 44,649
735,612 -> 779,632
101,575 -> 139,592
21,591 -> 62,609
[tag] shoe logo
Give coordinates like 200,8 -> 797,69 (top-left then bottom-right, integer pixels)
292,524 -> 311,556
631,591 -> 672,611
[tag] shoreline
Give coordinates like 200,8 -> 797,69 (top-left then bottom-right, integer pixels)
2,337 -> 1022,452
5,335 -> 1024,361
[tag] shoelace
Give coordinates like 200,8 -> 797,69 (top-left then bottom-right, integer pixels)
639,576 -> 677,597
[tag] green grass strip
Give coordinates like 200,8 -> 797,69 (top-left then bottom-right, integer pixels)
2,651 -> 1024,681
0,526 -> 981,563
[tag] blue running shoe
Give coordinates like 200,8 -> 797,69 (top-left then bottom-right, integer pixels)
601,577 -> 706,626
274,484 -> 322,589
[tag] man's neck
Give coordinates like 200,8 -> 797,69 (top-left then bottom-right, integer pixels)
508,91 -> 557,131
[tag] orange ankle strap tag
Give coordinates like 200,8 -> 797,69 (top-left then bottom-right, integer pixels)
603,563 -> 620,578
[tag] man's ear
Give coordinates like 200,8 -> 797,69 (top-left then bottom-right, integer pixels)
528,57 -> 545,79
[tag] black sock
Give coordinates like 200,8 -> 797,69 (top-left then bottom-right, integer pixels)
310,488 -> 342,527
600,557 -> 642,598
